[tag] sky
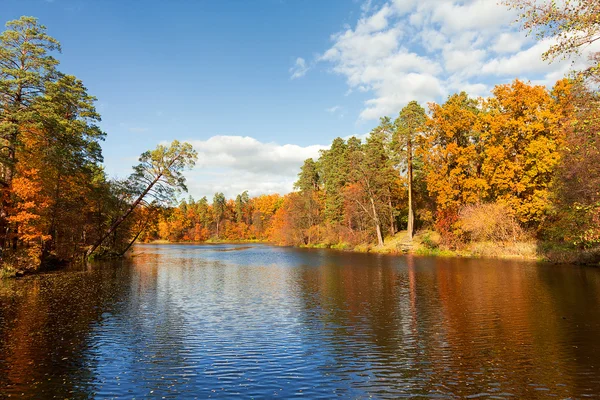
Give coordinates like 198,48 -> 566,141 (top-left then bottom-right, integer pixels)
3,0 -> 598,200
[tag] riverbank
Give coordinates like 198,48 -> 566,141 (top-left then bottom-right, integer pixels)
299,231 -> 600,265
2,232 -> 596,279
145,231 -> 600,266
296,231 -> 539,260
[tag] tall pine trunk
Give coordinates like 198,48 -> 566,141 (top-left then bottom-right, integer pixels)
407,137 -> 414,240
388,195 -> 396,235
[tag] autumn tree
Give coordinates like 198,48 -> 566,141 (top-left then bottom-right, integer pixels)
545,80 -> 600,248
480,80 -> 563,225
2,57 -> 105,265
251,194 -> 282,239
0,17 -> 60,183
505,0 -> 600,79
420,92 -> 486,212
500,0 -> 599,256
0,17 -> 61,251
141,192 -> 283,244
270,193 -> 305,245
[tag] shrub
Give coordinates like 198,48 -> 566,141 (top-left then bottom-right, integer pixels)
458,203 -> 523,243
434,208 -> 462,248
420,231 -> 440,249
542,202 -> 600,249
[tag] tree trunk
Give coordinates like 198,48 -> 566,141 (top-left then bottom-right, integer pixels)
86,174 -> 161,257
370,196 -> 384,246
375,223 -> 384,247
11,224 -> 18,250
42,172 -> 62,262
0,129 -> 18,254
120,225 -> 145,256
407,137 -> 414,240
388,196 -> 396,235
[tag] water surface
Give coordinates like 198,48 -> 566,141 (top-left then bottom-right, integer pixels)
1,243 -> 599,398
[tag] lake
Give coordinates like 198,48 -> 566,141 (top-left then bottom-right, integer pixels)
1,243 -> 599,398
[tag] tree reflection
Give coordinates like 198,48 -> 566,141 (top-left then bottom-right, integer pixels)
1,247 -> 600,398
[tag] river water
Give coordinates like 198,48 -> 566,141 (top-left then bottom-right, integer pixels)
0,243 -> 599,399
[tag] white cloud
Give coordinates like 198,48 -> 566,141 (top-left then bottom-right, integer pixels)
482,37 -> 600,78
315,0 -> 589,120
289,57 -> 309,79
360,72 -> 444,119
390,0 -> 418,16
443,48 -> 486,74
430,0 -> 513,34
361,0 -> 372,12
183,136 -> 327,199
356,5 -> 394,33
326,105 -> 346,119
481,39 -> 559,76
492,32 -> 528,54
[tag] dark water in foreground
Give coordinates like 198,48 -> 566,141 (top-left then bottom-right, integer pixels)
1,244 -> 600,399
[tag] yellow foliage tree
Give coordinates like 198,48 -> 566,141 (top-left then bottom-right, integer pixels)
480,80 -> 564,224
420,92 -> 487,212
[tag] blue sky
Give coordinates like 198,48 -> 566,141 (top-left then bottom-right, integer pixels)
3,0 -> 596,199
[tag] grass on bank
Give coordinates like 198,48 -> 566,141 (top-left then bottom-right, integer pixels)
5,232 -> 597,279
145,230 -> 597,265
297,229 -> 595,264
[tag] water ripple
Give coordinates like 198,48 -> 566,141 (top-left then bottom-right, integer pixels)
0,244 -> 599,398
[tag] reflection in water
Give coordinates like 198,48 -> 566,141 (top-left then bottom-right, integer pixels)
0,243 -> 599,398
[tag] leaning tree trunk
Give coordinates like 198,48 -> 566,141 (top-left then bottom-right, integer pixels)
119,209 -> 155,256
119,226 -> 145,256
86,174 -> 161,257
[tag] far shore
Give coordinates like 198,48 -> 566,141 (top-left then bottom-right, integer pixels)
140,231 -> 600,266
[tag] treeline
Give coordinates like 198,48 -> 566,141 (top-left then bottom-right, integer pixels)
153,78 -> 599,261
277,78 -> 600,253
0,17 -> 196,274
151,0 -> 600,260
4,4 -> 599,271
142,193 -> 283,242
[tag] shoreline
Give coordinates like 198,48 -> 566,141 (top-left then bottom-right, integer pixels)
3,234 -> 597,279
141,231 -> 600,266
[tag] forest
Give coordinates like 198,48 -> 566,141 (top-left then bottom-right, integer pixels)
143,1 -> 600,263
1,0 -> 600,276
0,17 -> 197,275
148,77 -> 599,263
